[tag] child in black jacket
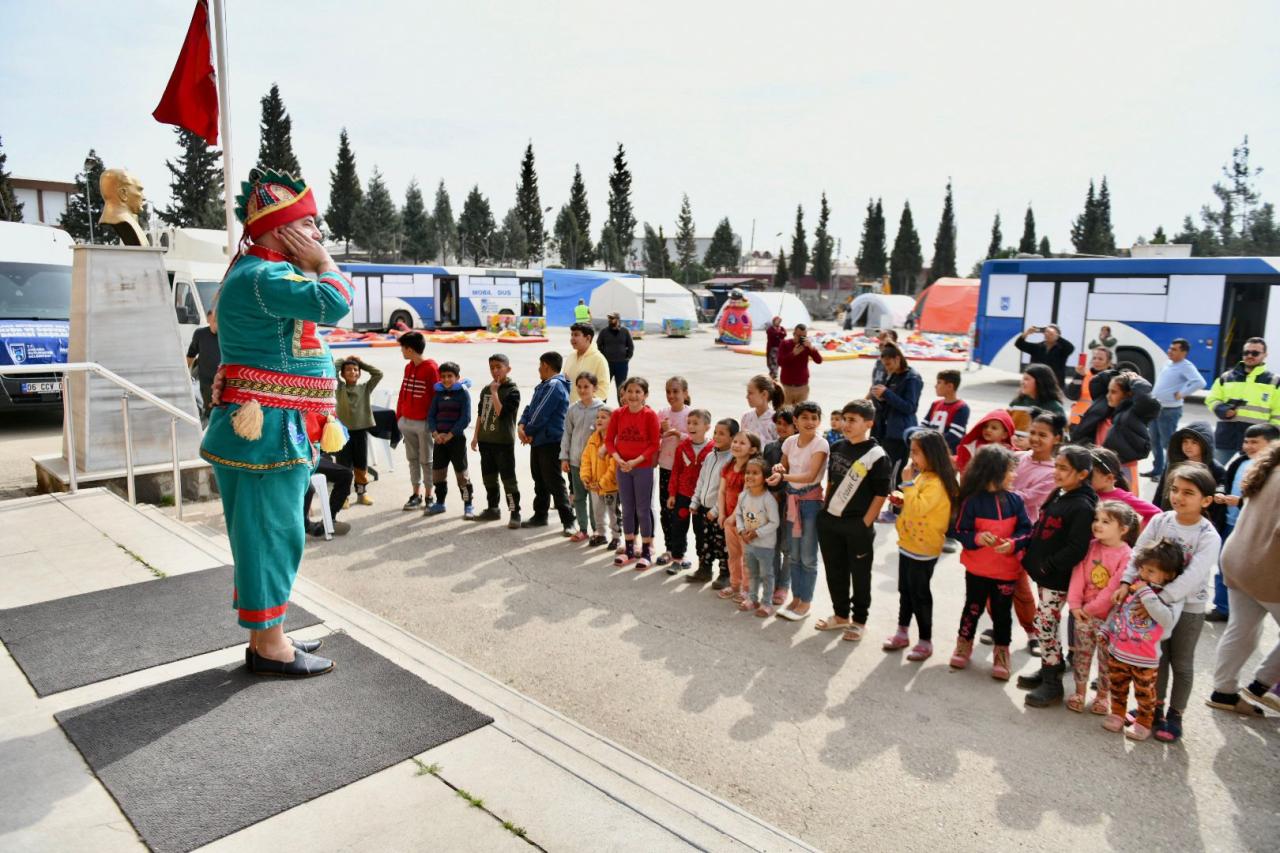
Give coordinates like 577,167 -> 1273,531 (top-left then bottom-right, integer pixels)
1015,445 -> 1098,708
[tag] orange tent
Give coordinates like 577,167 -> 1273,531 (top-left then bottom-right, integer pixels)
913,277 -> 979,334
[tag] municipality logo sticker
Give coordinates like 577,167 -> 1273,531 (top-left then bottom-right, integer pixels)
9,343 -> 26,364
1000,296 -> 1011,311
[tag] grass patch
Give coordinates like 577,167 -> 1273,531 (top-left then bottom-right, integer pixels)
455,788 -> 485,809
118,544 -> 166,578
412,758 -> 543,849
411,758 -> 441,777
501,820 -> 528,838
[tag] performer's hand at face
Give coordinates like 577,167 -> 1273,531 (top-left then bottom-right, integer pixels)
276,218 -> 334,274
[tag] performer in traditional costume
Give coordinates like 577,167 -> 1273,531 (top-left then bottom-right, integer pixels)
201,168 -> 353,677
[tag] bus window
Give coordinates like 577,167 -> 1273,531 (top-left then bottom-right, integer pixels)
437,276 -> 459,326
520,279 -> 543,316
1221,280 -> 1270,370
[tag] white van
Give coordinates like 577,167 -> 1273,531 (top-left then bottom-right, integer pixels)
0,222 -> 74,411
156,226 -> 229,351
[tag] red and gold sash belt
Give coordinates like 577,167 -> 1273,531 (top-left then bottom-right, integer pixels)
215,364 -> 337,415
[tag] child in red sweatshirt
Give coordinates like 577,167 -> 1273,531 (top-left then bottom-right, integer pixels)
953,409 -> 1016,474
666,409 -> 713,573
606,377 -> 662,568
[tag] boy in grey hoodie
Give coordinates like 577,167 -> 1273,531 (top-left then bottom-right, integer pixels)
561,371 -> 605,539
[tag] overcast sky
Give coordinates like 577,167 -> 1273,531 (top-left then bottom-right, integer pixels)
5,0 -> 1279,270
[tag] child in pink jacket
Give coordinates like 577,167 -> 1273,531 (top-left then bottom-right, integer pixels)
1066,500 -> 1140,714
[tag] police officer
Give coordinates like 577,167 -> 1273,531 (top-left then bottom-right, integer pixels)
1204,337 -> 1280,464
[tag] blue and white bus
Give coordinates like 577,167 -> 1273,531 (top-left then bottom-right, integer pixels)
973,256 -> 1280,384
337,263 -> 547,331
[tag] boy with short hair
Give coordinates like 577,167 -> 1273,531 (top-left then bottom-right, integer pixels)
518,352 -> 575,533
470,353 -> 522,527
426,361 -> 474,518
396,332 -> 439,510
667,408 -> 713,573
334,355 -> 383,506
1206,422 -> 1280,619
925,369 -> 970,454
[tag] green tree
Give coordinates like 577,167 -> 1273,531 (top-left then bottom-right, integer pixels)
642,223 -> 671,277
674,193 -> 698,282
457,185 -> 496,265
354,168 -> 399,262
566,164 -> 593,266
788,205 -> 808,281
1071,178 -> 1116,254
888,201 -> 923,295
553,205 -> 584,268
812,192 -> 834,285
855,198 -> 887,280
1038,235 -> 1051,256
930,179 -> 957,281
0,136 -> 22,221
158,128 -> 223,229
325,129 -> 362,256
774,249 -> 788,289
432,181 -> 459,264
255,83 -> 302,177
604,144 -> 636,269
514,142 -> 544,263
598,222 -> 620,270
401,179 -> 436,263
60,150 -> 117,244
1150,226 -> 1168,245
704,217 -> 740,272
496,207 -> 528,266
1097,177 -> 1116,253
986,212 -> 1003,259
1018,205 -> 1037,254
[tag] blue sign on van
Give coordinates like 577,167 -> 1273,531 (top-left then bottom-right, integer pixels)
0,320 -> 68,365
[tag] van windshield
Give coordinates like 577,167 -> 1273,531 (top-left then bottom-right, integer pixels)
0,263 -> 72,321
195,279 -> 221,313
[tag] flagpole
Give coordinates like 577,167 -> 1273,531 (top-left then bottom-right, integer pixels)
210,0 -> 236,259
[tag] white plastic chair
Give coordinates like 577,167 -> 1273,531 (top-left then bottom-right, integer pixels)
309,473 -> 334,540
372,390 -> 396,472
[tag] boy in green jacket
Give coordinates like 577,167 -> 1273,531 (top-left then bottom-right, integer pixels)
335,355 -> 383,505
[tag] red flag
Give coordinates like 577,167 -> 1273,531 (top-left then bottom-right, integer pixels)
152,0 -> 219,145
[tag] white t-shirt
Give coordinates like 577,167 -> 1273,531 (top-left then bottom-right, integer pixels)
741,407 -> 778,444
782,434 -> 830,488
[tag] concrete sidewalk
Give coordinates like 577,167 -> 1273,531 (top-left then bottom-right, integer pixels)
0,490 -> 812,852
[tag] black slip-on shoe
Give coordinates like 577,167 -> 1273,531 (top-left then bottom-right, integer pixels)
249,649 -> 335,678
245,637 -> 324,667
520,515 -> 549,528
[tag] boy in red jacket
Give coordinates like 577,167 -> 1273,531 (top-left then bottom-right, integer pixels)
396,331 -> 439,510
666,409 -> 712,574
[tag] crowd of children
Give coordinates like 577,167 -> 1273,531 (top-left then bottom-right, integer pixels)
350,330 -> 1278,744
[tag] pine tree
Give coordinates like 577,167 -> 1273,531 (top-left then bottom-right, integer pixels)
1018,205 -> 1037,254
789,205 -> 808,282
158,128 -> 224,229
605,144 -> 636,269
514,143 -> 544,263
566,164 -> 594,266
674,193 -> 698,282
432,181 -> 459,264
704,217 -> 740,272
497,207 -> 528,266
354,168 -> 399,262
774,249 -> 788,289
255,83 -> 302,177
61,149 -> 117,243
1070,179 -> 1117,254
1038,235 -> 1051,257
0,135 -> 25,222
599,223 -> 620,271
553,206 -> 581,268
1097,177 -> 1116,253
1150,226 -> 1168,245
642,223 -> 672,277
812,192 -> 834,285
986,212 -> 1003,259
888,201 -> 923,295
930,179 -> 958,281
855,198 -> 888,280
401,179 -> 436,263
457,185 -> 496,265
325,129 -> 362,256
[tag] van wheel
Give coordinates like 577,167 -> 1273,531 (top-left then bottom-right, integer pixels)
1116,346 -> 1154,384
389,310 -> 412,332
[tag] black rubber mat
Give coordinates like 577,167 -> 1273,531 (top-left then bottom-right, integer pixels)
55,632 -> 492,853
0,566 -> 321,696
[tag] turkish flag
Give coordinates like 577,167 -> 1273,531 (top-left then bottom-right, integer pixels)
152,0 -> 219,145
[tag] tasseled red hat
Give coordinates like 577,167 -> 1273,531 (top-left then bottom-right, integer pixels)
234,168 -> 317,240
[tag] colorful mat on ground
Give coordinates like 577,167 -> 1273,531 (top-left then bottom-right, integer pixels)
321,328 -> 549,347
730,330 -> 969,361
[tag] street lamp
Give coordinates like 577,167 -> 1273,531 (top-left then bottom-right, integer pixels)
82,157 -> 95,244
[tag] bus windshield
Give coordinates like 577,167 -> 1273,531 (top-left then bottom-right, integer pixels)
0,263 -> 72,321
195,279 -> 222,314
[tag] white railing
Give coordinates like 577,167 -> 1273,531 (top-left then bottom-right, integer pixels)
0,362 -> 201,519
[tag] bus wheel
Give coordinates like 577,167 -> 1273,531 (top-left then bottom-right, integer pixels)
1117,346 -> 1154,384
389,310 -> 413,332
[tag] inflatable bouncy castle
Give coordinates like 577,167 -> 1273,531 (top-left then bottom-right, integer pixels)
716,289 -> 753,345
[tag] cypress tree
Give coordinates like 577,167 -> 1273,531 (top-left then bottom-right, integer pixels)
0,136 -> 22,222
1018,205 -> 1037,254
553,206 -> 580,268
987,212 -> 1003,259
789,205 -> 808,281
605,144 -> 636,269
1150,226 -> 1168,245
401,179 -> 436,263
1038,235 -> 1051,256
432,181 -> 458,264
888,201 -> 923,295
566,164 -> 593,266
674,193 -> 698,281
61,150 -> 117,244
599,223 -> 621,271
514,143 -> 544,263
812,192 -> 834,285
457,185 -> 496,265
930,179 -> 958,281
354,168 -> 399,262
1071,180 -> 1099,253
1097,177 -> 1116,253
704,217 -> 739,272
158,128 -> 223,229
642,223 -> 671,277
325,129 -> 362,256
497,207 -> 528,266
855,198 -> 888,280
255,83 -> 302,177
774,249 -> 788,289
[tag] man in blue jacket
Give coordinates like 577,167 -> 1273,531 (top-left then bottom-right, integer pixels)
518,351 -> 575,533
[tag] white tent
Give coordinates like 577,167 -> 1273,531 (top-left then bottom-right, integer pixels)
844,293 -> 916,330
714,290 -> 811,329
588,277 -> 700,332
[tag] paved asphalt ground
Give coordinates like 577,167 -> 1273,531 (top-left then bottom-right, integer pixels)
5,323 -> 1278,850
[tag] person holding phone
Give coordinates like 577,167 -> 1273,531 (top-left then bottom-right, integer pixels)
777,323 -> 824,405
1015,323 -> 1075,388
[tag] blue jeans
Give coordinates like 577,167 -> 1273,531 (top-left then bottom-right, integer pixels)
1214,523 -> 1234,615
774,513 -> 792,593
1149,406 -> 1182,475
786,496 -> 821,602
745,543 -> 776,605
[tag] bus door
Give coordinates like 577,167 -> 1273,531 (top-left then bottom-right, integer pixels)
1020,279 -> 1088,365
1220,278 -> 1276,371
348,274 -> 383,330
436,276 -> 459,327
520,278 -> 543,316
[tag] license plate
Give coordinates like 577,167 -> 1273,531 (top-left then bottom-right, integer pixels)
20,381 -> 60,394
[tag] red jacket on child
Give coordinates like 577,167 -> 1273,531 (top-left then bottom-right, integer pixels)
605,405 -> 661,467
954,409 -> 1016,473
396,359 -> 439,421
670,438 -> 713,499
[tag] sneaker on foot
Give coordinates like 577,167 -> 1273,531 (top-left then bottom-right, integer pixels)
508,513 -> 522,529
520,515 -> 549,528
425,502 -> 447,515
711,573 -> 729,590
561,525 -> 575,537
685,569 -> 713,584
357,493 -> 373,506
655,552 -> 673,565
402,494 -> 422,511
979,628 -> 994,646
608,538 -> 620,551
474,507 -> 502,521
463,504 -> 476,520
588,534 -> 607,547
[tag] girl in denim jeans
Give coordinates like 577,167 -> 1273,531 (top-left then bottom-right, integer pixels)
769,400 -> 829,621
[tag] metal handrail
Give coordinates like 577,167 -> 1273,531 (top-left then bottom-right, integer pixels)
0,361 -> 202,519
